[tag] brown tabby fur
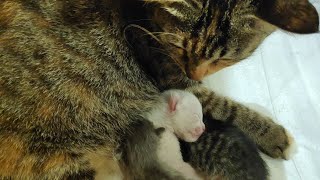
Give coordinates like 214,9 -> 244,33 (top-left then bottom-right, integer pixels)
0,0 -> 318,179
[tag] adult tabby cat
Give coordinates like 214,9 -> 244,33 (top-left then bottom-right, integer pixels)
0,0 -> 318,179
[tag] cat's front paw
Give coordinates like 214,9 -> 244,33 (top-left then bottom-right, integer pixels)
258,125 -> 296,160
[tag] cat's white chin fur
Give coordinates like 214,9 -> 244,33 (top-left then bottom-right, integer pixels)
283,130 -> 297,160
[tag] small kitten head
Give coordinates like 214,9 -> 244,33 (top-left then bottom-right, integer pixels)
144,0 -> 319,80
164,90 -> 205,142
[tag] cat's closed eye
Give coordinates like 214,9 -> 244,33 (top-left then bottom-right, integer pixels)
146,0 -> 319,81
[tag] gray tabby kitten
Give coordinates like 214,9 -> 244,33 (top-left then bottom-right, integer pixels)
180,119 -> 268,180
0,0 -> 318,179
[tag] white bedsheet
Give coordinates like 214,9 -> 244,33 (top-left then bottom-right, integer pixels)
203,1 -> 320,179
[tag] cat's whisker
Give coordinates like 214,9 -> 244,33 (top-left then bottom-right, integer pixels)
152,32 -> 184,39
150,47 -> 184,68
168,42 -> 187,50
124,24 -> 161,43
149,47 -> 173,59
139,32 -> 183,45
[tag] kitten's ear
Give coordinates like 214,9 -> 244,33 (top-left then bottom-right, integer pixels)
155,127 -> 166,136
168,92 -> 179,112
255,0 -> 319,34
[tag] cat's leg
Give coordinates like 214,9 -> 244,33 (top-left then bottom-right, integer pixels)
93,160 -> 123,180
187,86 -> 294,159
64,169 -> 96,180
85,150 -> 123,180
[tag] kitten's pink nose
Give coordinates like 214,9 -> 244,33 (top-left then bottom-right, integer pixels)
200,123 -> 205,132
195,126 -> 205,136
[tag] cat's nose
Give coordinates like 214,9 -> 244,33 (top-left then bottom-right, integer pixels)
188,64 -> 208,81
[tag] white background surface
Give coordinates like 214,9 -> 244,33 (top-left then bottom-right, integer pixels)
203,1 -> 320,179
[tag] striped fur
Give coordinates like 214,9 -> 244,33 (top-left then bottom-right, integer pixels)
128,0 -> 317,159
0,0 -> 318,179
127,0 -> 317,178
187,86 -> 292,160
180,120 -> 268,180
145,0 -> 318,80
0,0 -> 161,179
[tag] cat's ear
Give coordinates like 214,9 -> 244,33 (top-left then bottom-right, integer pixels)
168,92 -> 179,112
255,0 -> 319,34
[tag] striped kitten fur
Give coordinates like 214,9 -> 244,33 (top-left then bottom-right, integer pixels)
0,0 -> 318,179
180,119 -> 268,180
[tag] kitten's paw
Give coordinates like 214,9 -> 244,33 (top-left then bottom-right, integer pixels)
259,125 -> 297,160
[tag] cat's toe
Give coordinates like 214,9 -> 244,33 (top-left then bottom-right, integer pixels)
283,130 -> 297,160
259,125 -> 297,160
245,104 -> 297,159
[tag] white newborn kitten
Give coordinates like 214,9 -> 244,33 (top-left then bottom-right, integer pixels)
148,90 -> 205,142
147,89 -> 205,180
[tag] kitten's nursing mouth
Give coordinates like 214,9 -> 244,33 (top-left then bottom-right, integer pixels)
177,125 -> 206,143
190,128 -> 205,139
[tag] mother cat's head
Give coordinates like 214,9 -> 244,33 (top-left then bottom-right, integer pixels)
142,0 -> 319,81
